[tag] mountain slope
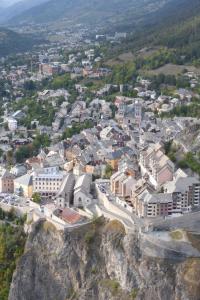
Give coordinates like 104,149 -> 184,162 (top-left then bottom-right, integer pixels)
0,0 -> 49,23
106,0 -> 200,61
8,0 -> 171,26
0,28 -> 41,57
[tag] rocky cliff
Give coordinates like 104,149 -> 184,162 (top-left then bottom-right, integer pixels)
9,218 -> 200,300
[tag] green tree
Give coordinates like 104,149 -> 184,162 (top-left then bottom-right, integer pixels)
104,164 -> 113,179
32,193 -> 41,204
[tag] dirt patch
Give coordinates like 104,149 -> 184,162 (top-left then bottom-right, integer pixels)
106,52 -> 134,66
182,258 -> 200,298
169,229 -> 186,241
187,232 -> 200,252
143,63 -> 200,76
104,220 -> 126,236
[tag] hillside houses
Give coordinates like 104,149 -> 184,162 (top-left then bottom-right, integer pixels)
139,143 -> 174,188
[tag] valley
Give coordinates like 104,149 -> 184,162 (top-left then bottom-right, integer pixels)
0,1 -> 200,300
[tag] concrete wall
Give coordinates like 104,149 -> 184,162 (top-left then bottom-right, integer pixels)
96,184 -> 134,223
0,202 -> 30,216
116,197 -> 133,213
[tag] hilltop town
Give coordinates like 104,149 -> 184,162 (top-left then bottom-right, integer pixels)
0,28 -> 200,234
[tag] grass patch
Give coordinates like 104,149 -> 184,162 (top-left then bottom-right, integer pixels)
100,279 -> 120,296
182,258 -> 200,298
130,288 -> 139,299
66,287 -> 77,300
84,230 -> 95,244
104,220 -> 126,236
170,229 -> 184,240
187,232 -> 200,251
42,221 -> 57,233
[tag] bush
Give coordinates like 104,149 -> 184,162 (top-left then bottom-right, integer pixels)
32,193 -> 41,204
0,224 -> 26,300
84,230 -> 95,244
130,288 -> 138,299
101,279 -> 120,296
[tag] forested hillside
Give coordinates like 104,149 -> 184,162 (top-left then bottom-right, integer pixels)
0,209 -> 26,300
0,28 -> 42,57
104,0 -> 200,64
8,0 -> 170,26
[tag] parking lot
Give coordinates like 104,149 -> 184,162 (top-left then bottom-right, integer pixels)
0,193 -> 30,208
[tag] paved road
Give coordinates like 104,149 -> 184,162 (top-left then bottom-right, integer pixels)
98,203 -> 135,229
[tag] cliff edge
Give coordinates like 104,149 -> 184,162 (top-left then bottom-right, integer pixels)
9,218 -> 200,300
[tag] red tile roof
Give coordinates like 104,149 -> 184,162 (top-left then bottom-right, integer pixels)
61,208 -> 83,224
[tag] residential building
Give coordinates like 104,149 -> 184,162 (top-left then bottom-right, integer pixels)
164,176 -> 200,212
33,166 -> 65,200
0,168 -> 15,193
134,189 -> 173,218
111,171 -> 136,198
11,164 -> 27,177
106,150 -> 123,171
139,143 -> 174,187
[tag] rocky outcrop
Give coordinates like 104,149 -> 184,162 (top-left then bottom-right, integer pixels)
9,218 -> 200,300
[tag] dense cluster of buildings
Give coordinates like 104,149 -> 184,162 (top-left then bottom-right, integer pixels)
0,31 -> 200,227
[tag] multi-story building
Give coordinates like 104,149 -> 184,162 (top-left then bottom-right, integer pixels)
134,189 -> 173,218
164,176 -> 200,213
0,168 -> 15,193
111,171 -> 136,198
33,166 -> 65,200
39,63 -> 60,76
139,143 -> 174,187
133,173 -> 200,218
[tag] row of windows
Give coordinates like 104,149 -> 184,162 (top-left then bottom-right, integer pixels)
35,187 -> 58,191
35,178 -> 62,182
35,182 -> 60,186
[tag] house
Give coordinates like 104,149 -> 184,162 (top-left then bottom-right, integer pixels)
74,174 -> 93,207
106,150 -> 123,171
110,171 -> 136,198
139,143 -> 174,187
0,168 -> 15,193
10,164 -> 27,177
118,157 -> 139,178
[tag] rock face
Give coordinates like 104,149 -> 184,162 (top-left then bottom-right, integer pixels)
9,219 -> 200,300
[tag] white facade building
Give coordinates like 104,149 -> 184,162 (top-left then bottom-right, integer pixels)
33,166 -> 65,200
8,118 -> 17,131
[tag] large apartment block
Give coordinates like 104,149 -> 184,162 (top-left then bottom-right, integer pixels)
111,171 -> 136,198
33,166 -> 64,200
134,189 -> 173,218
139,143 -> 174,187
164,176 -> 200,213
133,174 -> 200,218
